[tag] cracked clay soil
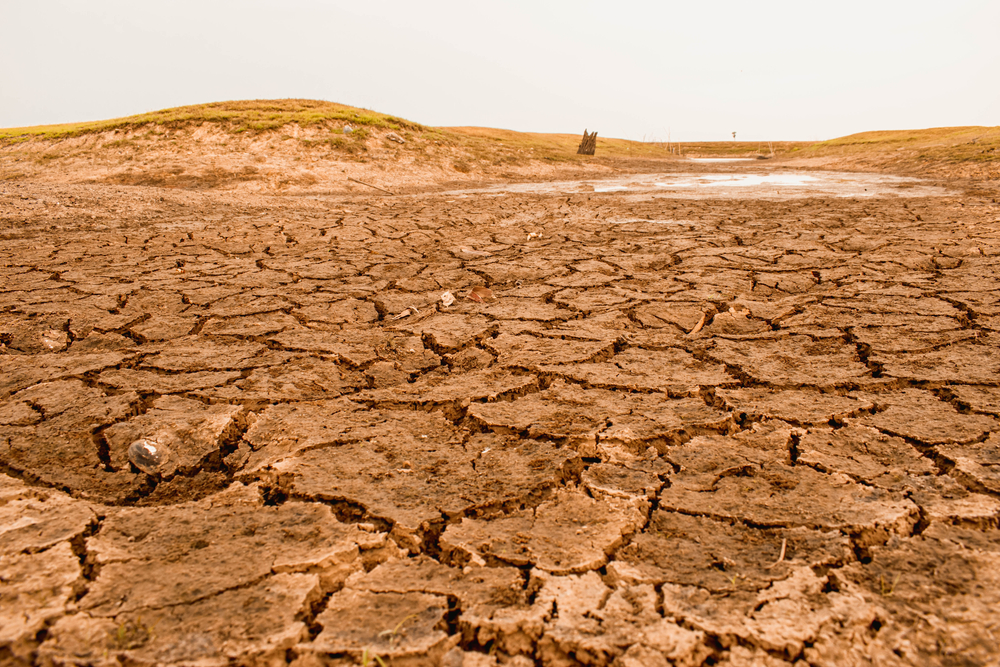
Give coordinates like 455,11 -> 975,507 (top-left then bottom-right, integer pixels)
3,168 -> 1000,667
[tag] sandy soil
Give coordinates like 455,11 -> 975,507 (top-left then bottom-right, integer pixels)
2,162 -> 1000,667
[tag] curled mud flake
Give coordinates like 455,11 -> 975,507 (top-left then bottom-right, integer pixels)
127,439 -> 168,475
947,385 -> 1000,416
359,368 -> 538,408
471,285 -> 494,300
717,388 -> 874,425
393,312 -> 492,353
902,474 -> 1000,527
871,340 -> 1000,384
485,334 -> 615,369
269,328 -> 389,364
796,424 -> 935,484
709,335 -> 871,387
141,337 -> 270,372
541,347 -> 735,394
0,352 -> 128,400
938,432 -> 1000,494
855,388 -> 998,445
469,381 -> 729,456
296,297 -> 379,326
97,368 -> 242,393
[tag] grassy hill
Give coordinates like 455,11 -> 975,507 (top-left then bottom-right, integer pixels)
788,126 -> 1000,179
0,99 -> 422,141
1,100 -> 996,189
0,99 -> 803,164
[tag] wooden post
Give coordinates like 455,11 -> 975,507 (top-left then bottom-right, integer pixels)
577,129 -> 597,155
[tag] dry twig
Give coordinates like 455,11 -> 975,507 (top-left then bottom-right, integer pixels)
347,177 -> 395,195
765,538 -> 788,569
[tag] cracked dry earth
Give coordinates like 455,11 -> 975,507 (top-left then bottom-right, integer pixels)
3,172 -> 1000,667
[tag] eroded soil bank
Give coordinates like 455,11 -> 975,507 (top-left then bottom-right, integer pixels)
2,167 -> 1000,666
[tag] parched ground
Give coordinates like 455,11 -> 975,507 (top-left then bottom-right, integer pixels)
2,165 -> 1000,667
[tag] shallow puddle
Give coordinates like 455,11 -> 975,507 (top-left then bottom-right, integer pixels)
447,168 -> 954,200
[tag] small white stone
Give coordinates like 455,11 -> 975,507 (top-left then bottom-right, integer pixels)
128,438 -> 167,475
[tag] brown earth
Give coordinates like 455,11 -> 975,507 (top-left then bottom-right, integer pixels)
3,114 -> 1000,667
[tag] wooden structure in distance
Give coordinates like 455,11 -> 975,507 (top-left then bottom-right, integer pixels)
577,129 -> 597,155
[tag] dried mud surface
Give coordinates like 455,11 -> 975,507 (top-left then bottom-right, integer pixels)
2,168 -> 1000,667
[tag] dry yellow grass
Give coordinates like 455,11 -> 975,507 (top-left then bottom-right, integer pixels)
0,99 -> 420,142
788,126 -> 1000,179
801,126 -> 1000,163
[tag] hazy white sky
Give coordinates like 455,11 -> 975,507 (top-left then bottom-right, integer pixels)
2,0 -> 997,141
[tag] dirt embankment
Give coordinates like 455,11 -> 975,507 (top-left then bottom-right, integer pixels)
0,122 -> 609,195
